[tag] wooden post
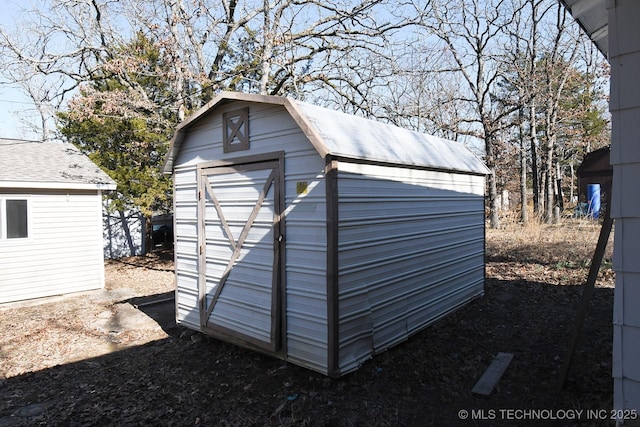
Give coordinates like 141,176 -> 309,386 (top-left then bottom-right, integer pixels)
557,201 -> 613,389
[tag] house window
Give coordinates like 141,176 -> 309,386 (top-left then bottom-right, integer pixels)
223,108 -> 250,152
1,198 -> 29,239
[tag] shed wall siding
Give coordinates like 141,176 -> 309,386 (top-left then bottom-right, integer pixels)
173,165 -> 200,329
0,191 -> 105,303
335,162 -> 485,373
173,102 -> 329,373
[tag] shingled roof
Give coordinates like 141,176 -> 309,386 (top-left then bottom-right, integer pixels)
0,138 -> 116,190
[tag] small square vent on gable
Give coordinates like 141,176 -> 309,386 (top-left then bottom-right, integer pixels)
223,108 -> 249,153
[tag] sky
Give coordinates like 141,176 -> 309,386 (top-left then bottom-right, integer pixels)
0,2 -> 43,141
0,85 -> 41,141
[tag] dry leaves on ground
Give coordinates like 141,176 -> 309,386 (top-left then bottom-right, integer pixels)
0,252 -> 175,379
0,220 -> 616,426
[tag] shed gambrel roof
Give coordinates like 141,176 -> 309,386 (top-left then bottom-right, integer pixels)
0,138 -> 117,190
163,92 -> 490,176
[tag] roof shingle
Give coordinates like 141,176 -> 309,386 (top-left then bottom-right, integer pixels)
0,138 -> 116,190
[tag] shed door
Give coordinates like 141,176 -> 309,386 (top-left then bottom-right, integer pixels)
198,159 -> 283,351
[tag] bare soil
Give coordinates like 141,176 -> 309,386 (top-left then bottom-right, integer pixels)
0,220 -> 615,426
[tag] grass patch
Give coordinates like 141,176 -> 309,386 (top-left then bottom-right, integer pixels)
487,216 -> 613,268
486,216 -> 615,288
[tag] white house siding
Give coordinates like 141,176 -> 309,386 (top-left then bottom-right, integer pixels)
0,190 -> 105,303
335,162 -> 485,373
172,102 -> 330,373
609,0 -> 640,418
103,202 -> 144,259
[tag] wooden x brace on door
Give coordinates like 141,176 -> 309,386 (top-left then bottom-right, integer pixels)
202,167 -> 278,321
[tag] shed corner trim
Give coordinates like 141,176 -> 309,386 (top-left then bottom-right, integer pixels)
325,157 -> 340,375
283,98 -> 330,159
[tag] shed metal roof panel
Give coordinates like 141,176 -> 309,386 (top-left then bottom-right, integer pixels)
290,100 -> 489,175
163,92 -> 489,176
0,138 -> 117,190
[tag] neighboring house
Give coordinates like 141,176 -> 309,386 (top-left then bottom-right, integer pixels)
103,202 -> 145,259
163,92 -> 489,376
0,138 -> 116,304
103,209 -> 174,259
577,145 -> 612,216
562,0 -> 640,421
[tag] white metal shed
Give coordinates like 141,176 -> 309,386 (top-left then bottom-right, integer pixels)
0,139 -> 116,304
163,92 -> 489,376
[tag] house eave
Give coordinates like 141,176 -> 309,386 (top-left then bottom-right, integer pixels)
0,181 -> 117,191
559,0 -> 608,58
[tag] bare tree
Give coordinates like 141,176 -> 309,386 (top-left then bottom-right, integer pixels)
493,0 -> 607,223
129,0 -> 265,110
253,0 -> 415,109
500,0 -> 552,222
535,5 -> 582,221
0,0 -> 415,138
0,0 -> 126,139
378,42 -> 469,140
416,0 -> 524,229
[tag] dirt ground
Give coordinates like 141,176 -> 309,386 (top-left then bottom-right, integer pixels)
0,220 -> 616,426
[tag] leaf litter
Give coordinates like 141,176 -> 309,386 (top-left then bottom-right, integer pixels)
0,220 -> 615,426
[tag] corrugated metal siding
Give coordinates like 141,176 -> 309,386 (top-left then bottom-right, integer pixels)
0,191 -> 105,303
201,168 -> 276,343
283,164 -> 328,372
172,102 -> 329,373
173,166 -> 200,329
335,162 -> 485,374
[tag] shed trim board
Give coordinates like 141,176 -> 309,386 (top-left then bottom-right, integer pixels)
325,157 -> 340,376
324,154 -> 488,177
167,92 -> 487,376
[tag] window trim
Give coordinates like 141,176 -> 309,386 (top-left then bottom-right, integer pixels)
222,107 -> 250,153
0,196 -> 31,241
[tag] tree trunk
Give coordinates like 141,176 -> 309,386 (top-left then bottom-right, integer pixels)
119,210 -> 138,256
488,169 -> 499,228
144,215 -> 153,255
545,140 -> 554,222
519,107 -> 529,223
486,134 -> 499,229
555,161 -> 564,211
259,0 -> 274,95
529,102 -> 540,215
569,163 -> 575,203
